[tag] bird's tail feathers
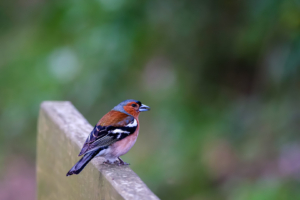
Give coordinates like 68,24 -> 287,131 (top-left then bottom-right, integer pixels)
66,151 -> 98,176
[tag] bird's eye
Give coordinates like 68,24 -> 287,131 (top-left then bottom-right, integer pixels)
131,104 -> 137,107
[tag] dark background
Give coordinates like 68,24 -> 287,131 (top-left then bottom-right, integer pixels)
1,0 -> 300,199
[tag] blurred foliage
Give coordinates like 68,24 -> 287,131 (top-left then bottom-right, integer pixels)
1,0 -> 300,199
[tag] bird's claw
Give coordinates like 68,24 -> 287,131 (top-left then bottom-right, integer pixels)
116,161 -> 130,166
103,158 -> 130,165
103,160 -> 113,165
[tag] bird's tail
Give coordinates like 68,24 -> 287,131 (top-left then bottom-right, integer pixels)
66,151 -> 98,176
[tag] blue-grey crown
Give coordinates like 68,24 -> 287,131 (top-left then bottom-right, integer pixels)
112,99 -> 141,115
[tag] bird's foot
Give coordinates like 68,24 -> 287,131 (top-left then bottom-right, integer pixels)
103,160 -> 113,165
117,157 -> 130,165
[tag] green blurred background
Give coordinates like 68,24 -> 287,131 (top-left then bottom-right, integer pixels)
1,0 -> 300,199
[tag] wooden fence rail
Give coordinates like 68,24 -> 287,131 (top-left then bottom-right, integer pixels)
37,101 -> 159,200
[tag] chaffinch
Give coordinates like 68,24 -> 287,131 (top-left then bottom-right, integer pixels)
66,99 -> 150,176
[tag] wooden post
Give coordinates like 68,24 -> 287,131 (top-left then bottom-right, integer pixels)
37,101 -> 159,200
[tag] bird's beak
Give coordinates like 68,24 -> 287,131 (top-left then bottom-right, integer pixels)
139,104 -> 150,112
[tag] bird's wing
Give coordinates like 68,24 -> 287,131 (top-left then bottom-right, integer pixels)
78,115 -> 138,156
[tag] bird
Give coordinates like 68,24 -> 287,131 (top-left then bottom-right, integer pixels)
66,99 -> 150,176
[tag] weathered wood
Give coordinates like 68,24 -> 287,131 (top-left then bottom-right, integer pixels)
37,101 -> 159,200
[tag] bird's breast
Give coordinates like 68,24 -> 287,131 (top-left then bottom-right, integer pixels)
110,127 -> 139,157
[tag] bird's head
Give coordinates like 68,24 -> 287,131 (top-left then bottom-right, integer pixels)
112,99 -> 150,117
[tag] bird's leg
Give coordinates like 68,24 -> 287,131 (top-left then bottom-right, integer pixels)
117,157 -> 130,165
